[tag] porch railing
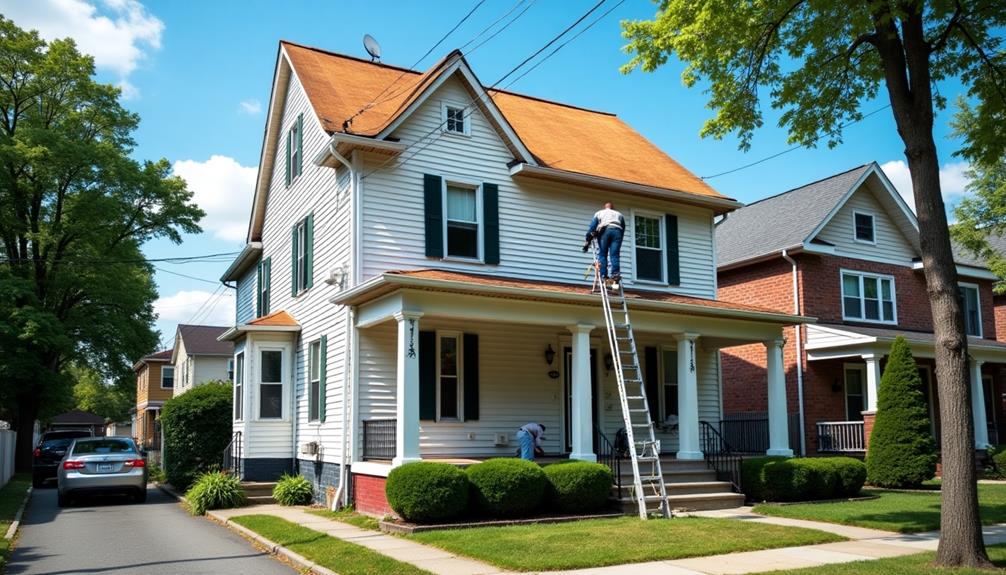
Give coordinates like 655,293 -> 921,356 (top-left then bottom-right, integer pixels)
816,421 -> 865,453
594,426 -> 622,493
717,419 -> 769,454
362,419 -> 396,461
699,421 -> 743,493
222,431 -> 242,477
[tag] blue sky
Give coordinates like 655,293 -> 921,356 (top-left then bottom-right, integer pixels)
5,0 -> 972,348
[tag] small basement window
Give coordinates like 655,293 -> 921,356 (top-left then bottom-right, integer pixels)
853,211 -> 875,243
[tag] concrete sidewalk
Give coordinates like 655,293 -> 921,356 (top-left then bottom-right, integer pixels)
209,504 -> 1006,575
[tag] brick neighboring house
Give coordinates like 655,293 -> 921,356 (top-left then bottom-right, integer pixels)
132,349 -> 173,451
716,162 -> 1006,455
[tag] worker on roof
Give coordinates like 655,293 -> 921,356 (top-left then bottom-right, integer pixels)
516,422 -> 546,461
584,202 -> 625,289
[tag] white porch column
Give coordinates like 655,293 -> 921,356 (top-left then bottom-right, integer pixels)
971,359 -> 990,449
674,333 -> 702,460
568,324 -> 596,462
863,354 -> 882,412
393,311 -> 423,466
765,338 -> 793,457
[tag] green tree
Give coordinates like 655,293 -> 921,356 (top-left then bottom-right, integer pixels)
622,2 -> 1002,565
867,337 -> 938,488
70,364 -> 134,423
0,19 -> 202,471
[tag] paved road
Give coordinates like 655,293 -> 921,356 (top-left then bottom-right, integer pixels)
8,485 -> 295,575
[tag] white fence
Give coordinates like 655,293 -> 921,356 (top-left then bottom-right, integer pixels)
0,430 -> 16,488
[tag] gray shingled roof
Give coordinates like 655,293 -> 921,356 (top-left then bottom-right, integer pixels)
716,164 -> 872,268
953,231 -> 1006,268
176,325 -> 233,356
815,323 -> 1006,352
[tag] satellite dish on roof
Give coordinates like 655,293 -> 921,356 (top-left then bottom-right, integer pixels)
363,34 -> 381,62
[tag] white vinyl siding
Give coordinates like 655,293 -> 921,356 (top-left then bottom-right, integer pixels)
815,187 -> 916,263
236,266 -> 256,325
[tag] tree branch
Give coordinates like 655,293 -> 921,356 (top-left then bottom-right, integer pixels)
927,1 -> 964,54
955,19 -> 1006,106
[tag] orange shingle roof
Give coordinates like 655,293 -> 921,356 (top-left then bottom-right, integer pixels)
281,41 -> 728,201
248,310 -> 299,327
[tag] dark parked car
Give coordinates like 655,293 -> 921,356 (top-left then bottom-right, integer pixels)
57,437 -> 147,507
33,429 -> 93,487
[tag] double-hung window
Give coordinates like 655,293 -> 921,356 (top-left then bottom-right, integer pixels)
958,284 -> 982,337
308,340 -> 321,422
438,333 -> 461,420
841,271 -> 896,323
234,353 -> 244,421
445,184 -> 479,259
295,220 -> 307,291
661,349 -> 678,422
257,258 -> 271,317
259,349 -> 283,419
227,358 -> 235,382
161,366 -> 174,389
286,114 -> 303,186
853,211 -> 875,243
634,214 -> 664,282
442,102 -> 468,135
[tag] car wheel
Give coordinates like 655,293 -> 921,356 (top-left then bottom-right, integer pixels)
32,473 -> 44,488
134,488 -> 147,503
57,491 -> 69,508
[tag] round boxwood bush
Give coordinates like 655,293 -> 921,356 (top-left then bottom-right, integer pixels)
273,473 -> 314,506
186,471 -> 246,515
160,381 -> 234,491
821,457 -> 867,497
385,462 -> 469,523
466,458 -> 547,517
742,456 -> 866,502
543,461 -> 612,513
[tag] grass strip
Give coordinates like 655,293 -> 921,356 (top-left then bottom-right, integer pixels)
231,515 -> 431,575
770,542 -> 1006,574
409,515 -> 844,571
308,507 -> 381,531
0,473 -> 32,573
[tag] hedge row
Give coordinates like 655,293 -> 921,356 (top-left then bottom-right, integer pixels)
385,459 -> 612,523
742,456 -> 867,502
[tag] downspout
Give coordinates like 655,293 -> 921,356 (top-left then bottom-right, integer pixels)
780,250 -> 806,456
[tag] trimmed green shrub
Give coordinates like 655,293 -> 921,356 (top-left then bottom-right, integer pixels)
543,461 -> 612,513
742,456 -> 866,502
866,337 -> 938,488
466,458 -> 547,517
186,471 -> 246,515
273,474 -> 313,506
161,381 -> 234,490
385,462 -> 469,523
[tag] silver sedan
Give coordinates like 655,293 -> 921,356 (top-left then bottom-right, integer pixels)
57,437 -> 147,507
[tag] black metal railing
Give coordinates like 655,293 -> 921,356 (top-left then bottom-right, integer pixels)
699,421 -> 743,493
222,431 -> 242,478
816,421 -> 865,453
594,426 -> 623,492
717,419 -> 769,453
989,423 -> 999,447
362,419 -> 396,461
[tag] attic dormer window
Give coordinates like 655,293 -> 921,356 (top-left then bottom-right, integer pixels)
443,102 -> 469,135
853,211 -> 875,243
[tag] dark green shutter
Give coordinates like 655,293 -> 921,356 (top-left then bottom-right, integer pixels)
665,214 -> 679,285
319,335 -> 328,423
483,183 -> 499,265
296,114 -> 304,177
644,347 -> 659,423
291,225 -> 299,296
263,258 -> 271,314
419,331 -> 437,420
423,174 -> 443,258
285,132 -> 292,187
463,333 -> 479,421
256,261 -> 263,317
304,214 -> 314,289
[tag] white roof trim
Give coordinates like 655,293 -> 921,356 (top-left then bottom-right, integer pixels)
218,324 -> 302,342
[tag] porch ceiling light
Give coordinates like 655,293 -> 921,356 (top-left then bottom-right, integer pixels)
545,344 -> 556,366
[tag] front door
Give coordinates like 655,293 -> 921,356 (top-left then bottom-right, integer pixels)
563,348 -> 598,453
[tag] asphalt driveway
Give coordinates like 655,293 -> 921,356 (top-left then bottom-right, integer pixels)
8,485 -> 294,574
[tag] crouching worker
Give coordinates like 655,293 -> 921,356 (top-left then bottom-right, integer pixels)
516,422 -> 546,461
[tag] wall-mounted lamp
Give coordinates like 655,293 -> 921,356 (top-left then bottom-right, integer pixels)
832,379 -> 843,393
604,353 -> 614,374
544,344 -> 556,366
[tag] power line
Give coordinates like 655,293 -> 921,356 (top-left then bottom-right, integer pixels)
154,266 -> 220,285
0,251 -> 240,265
463,0 -> 537,56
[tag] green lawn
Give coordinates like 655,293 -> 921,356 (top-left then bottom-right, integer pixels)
0,473 -> 32,573
753,484 -> 1006,534
408,516 -> 844,571
308,507 -> 381,531
770,543 -> 1006,574
231,515 -> 431,575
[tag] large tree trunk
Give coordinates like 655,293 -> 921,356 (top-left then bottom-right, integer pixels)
15,397 -> 39,473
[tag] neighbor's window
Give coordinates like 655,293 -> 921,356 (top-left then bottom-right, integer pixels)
661,349 -> 678,422
635,214 -> 663,282
438,334 -> 461,420
234,353 -> 244,421
853,212 -> 875,243
959,284 -> 982,337
260,349 -> 283,419
227,358 -> 235,382
444,104 -> 467,135
161,366 -> 174,389
842,271 -> 895,323
844,365 -> 865,421
308,340 -> 321,422
445,184 -> 479,259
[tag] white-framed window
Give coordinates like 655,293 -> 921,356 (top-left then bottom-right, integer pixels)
844,364 -> 866,421
295,218 -> 308,293
443,181 -> 481,260
258,258 -> 271,317
161,366 -> 174,389
259,348 -> 284,419
841,270 -> 896,324
442,102 -> 469,135
288,120 -> 302,181
958,283 -> 982,337
234,353 -> 244,421
308,340 -> 321,422
437,332 -> 462,421
633,212 -> 664,283
660,348 -> 678,423
227,358 -> 235,382
853,211 -> 876,244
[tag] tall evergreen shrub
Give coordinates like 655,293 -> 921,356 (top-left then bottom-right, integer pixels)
866,337 -> 937,488
160,381 -> 234,490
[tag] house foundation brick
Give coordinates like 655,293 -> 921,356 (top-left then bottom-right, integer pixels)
352,473 -> 392,517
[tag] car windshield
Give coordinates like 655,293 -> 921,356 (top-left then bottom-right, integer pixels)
71,440 -> 135,455
41,438 -> 75,450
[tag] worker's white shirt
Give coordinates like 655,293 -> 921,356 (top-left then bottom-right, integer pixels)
519,423 -> 545,447
593,208 -> 624,231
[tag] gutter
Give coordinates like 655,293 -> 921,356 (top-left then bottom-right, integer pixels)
332,306 -> 355,510
220,242 -> 263,283
781,249 -> 806,456
324,141 -> 361,286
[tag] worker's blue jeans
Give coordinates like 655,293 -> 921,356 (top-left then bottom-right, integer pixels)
517,429 -> 535,460
598,226 -> 623,278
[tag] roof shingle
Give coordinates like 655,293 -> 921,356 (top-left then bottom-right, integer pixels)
176,325 -> 233,356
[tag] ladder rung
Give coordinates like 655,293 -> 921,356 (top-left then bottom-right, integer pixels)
628,408 -> 648,413
631,423 -> 651,428
639,475 -> 663,482
626,395 -> 645,400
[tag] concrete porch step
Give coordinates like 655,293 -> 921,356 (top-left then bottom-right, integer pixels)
617,491 -> 746,513
246,494 -> 277,505
241,481 -> 277,504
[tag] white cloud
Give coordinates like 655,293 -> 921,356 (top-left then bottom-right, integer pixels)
154,289 -> 235,327
238,99 -> 262,115
1,0 -> 163,98
172,155 -> 257,243
880,160 -> 971,212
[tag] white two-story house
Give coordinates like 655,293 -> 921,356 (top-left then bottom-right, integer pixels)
219,41 -> 807,513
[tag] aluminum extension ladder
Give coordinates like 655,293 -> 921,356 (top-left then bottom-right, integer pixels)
592,242 -> 670,519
